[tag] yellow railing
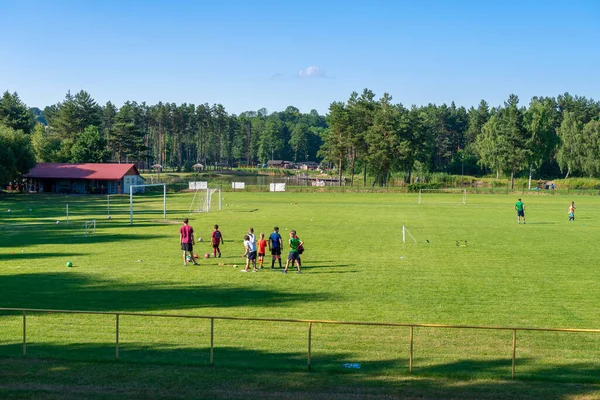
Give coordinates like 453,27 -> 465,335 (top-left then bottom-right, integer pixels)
1,307 -> 599,379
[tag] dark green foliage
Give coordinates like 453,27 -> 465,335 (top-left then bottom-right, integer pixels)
0,125 -> 36,185
0,91 -> 35,134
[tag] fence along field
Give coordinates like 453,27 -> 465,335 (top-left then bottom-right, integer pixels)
0,191 -> 599,383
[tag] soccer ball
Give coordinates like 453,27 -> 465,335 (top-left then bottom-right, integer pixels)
66,261 -> 73,268
186,255 -> 192,261
198,237 -> 203,242
204,253 -> 210,258
107,215 -> 111,219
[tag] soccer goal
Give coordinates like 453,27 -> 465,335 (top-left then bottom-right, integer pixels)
129,184 -> 167,225
402,225 -> 417,244
79,220 -> 96,236
418,189 -> 466,204
190,187 -> 222,213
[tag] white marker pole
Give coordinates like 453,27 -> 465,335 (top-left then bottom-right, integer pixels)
66,204 -> 69,224
130,186 -> 133,225
163,184 -> 167,219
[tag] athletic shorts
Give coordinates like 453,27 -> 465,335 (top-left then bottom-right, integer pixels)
517,210 -> 524,217
247,251 -> 257,260
271,248 -> 281,256
212,243 -> 220,248
287,251 -> 300,261
181,243 -> 193,252
258,252 -> 265,257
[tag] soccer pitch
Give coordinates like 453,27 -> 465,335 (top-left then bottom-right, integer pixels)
0,191 -> 599,396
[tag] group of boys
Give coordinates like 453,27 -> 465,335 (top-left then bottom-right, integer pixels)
179,220 -> 303,273
241,227 -> 303,274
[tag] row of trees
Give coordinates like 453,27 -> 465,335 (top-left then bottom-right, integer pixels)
321,90 -> 600,188
1,89 -> 599,188
35,91 -> 327,171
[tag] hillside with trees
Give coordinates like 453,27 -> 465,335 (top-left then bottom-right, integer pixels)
1,89 -> 600,188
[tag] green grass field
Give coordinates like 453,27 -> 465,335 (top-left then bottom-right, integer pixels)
1,191 -> 599,399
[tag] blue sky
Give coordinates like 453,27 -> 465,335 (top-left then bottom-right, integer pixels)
1,0 -> 599,114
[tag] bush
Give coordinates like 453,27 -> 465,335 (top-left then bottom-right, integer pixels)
407,183 -> 443,192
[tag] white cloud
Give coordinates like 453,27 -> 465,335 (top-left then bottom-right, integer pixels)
298,66 -> 328,78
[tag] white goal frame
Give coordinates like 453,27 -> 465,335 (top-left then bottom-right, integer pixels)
129,184 -> 167,225
79,220 -> 96,236
190,187 -> 222,213
418,189 -> 466,204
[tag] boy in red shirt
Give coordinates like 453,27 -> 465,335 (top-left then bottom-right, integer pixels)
211,224 -> 224,258
257,233 -> 267,268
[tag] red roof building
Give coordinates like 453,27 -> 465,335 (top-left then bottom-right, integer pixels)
25,163 -> 144,194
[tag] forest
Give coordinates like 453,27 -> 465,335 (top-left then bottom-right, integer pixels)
1,89 -> 599,188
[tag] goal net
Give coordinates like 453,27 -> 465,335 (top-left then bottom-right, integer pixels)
418,189 -> 466,204
129,184 -> 167,224
79,220 -> 96,236
402,226 -> 417,244
190,188 -> 222,213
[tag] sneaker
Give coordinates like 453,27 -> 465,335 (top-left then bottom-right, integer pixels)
252,269 -> 258,272
192,262 -> 199,265
270,266 -> 274,269
241,269 -> 248,272
282,270 -> 287,274
297,271 -> 302,274
218,253 -> 221,258
183,263 -> 187,266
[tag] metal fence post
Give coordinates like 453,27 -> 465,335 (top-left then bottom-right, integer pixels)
512,329 -> 517,379
409,326 -> 413,373
115,314 -> 120,361
308,322 -> 312,371
22,311 -> 26,357
210,318 -> 214,366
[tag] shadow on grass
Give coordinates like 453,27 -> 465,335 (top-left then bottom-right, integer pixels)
0,344 -> 599,399
0,272 -> 330,312
0,252 -> 87,261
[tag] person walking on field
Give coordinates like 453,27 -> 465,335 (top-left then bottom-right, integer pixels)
283,230 -> 303,274
242,234 -> 258,272
269,226 -> 283,269
569,201 -> 576,221
515,198 -> 526,224
211,224 -> 224,258
257,233 -> 267,269
180,218 -> 198,266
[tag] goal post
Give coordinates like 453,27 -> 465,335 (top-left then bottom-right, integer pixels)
130,184 -> 167,225
418,188 -> 467,204
189,187 -> 222,213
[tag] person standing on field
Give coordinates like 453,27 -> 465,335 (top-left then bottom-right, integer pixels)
211,224 -> 224,258
283,230 -> 303,274
514,198 -> 526,224
257,233 -> 267,269
569,201 -> 576,221
180,218 -> 198,266
269,226 -> 283,269
241,234 -> 258,272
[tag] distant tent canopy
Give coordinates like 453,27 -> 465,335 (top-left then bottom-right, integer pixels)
151,164 -> 163,169
192,163 -> 204,171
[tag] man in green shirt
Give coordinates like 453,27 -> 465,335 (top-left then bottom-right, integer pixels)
283,230 -> 303,274
514,198 -> 525,224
